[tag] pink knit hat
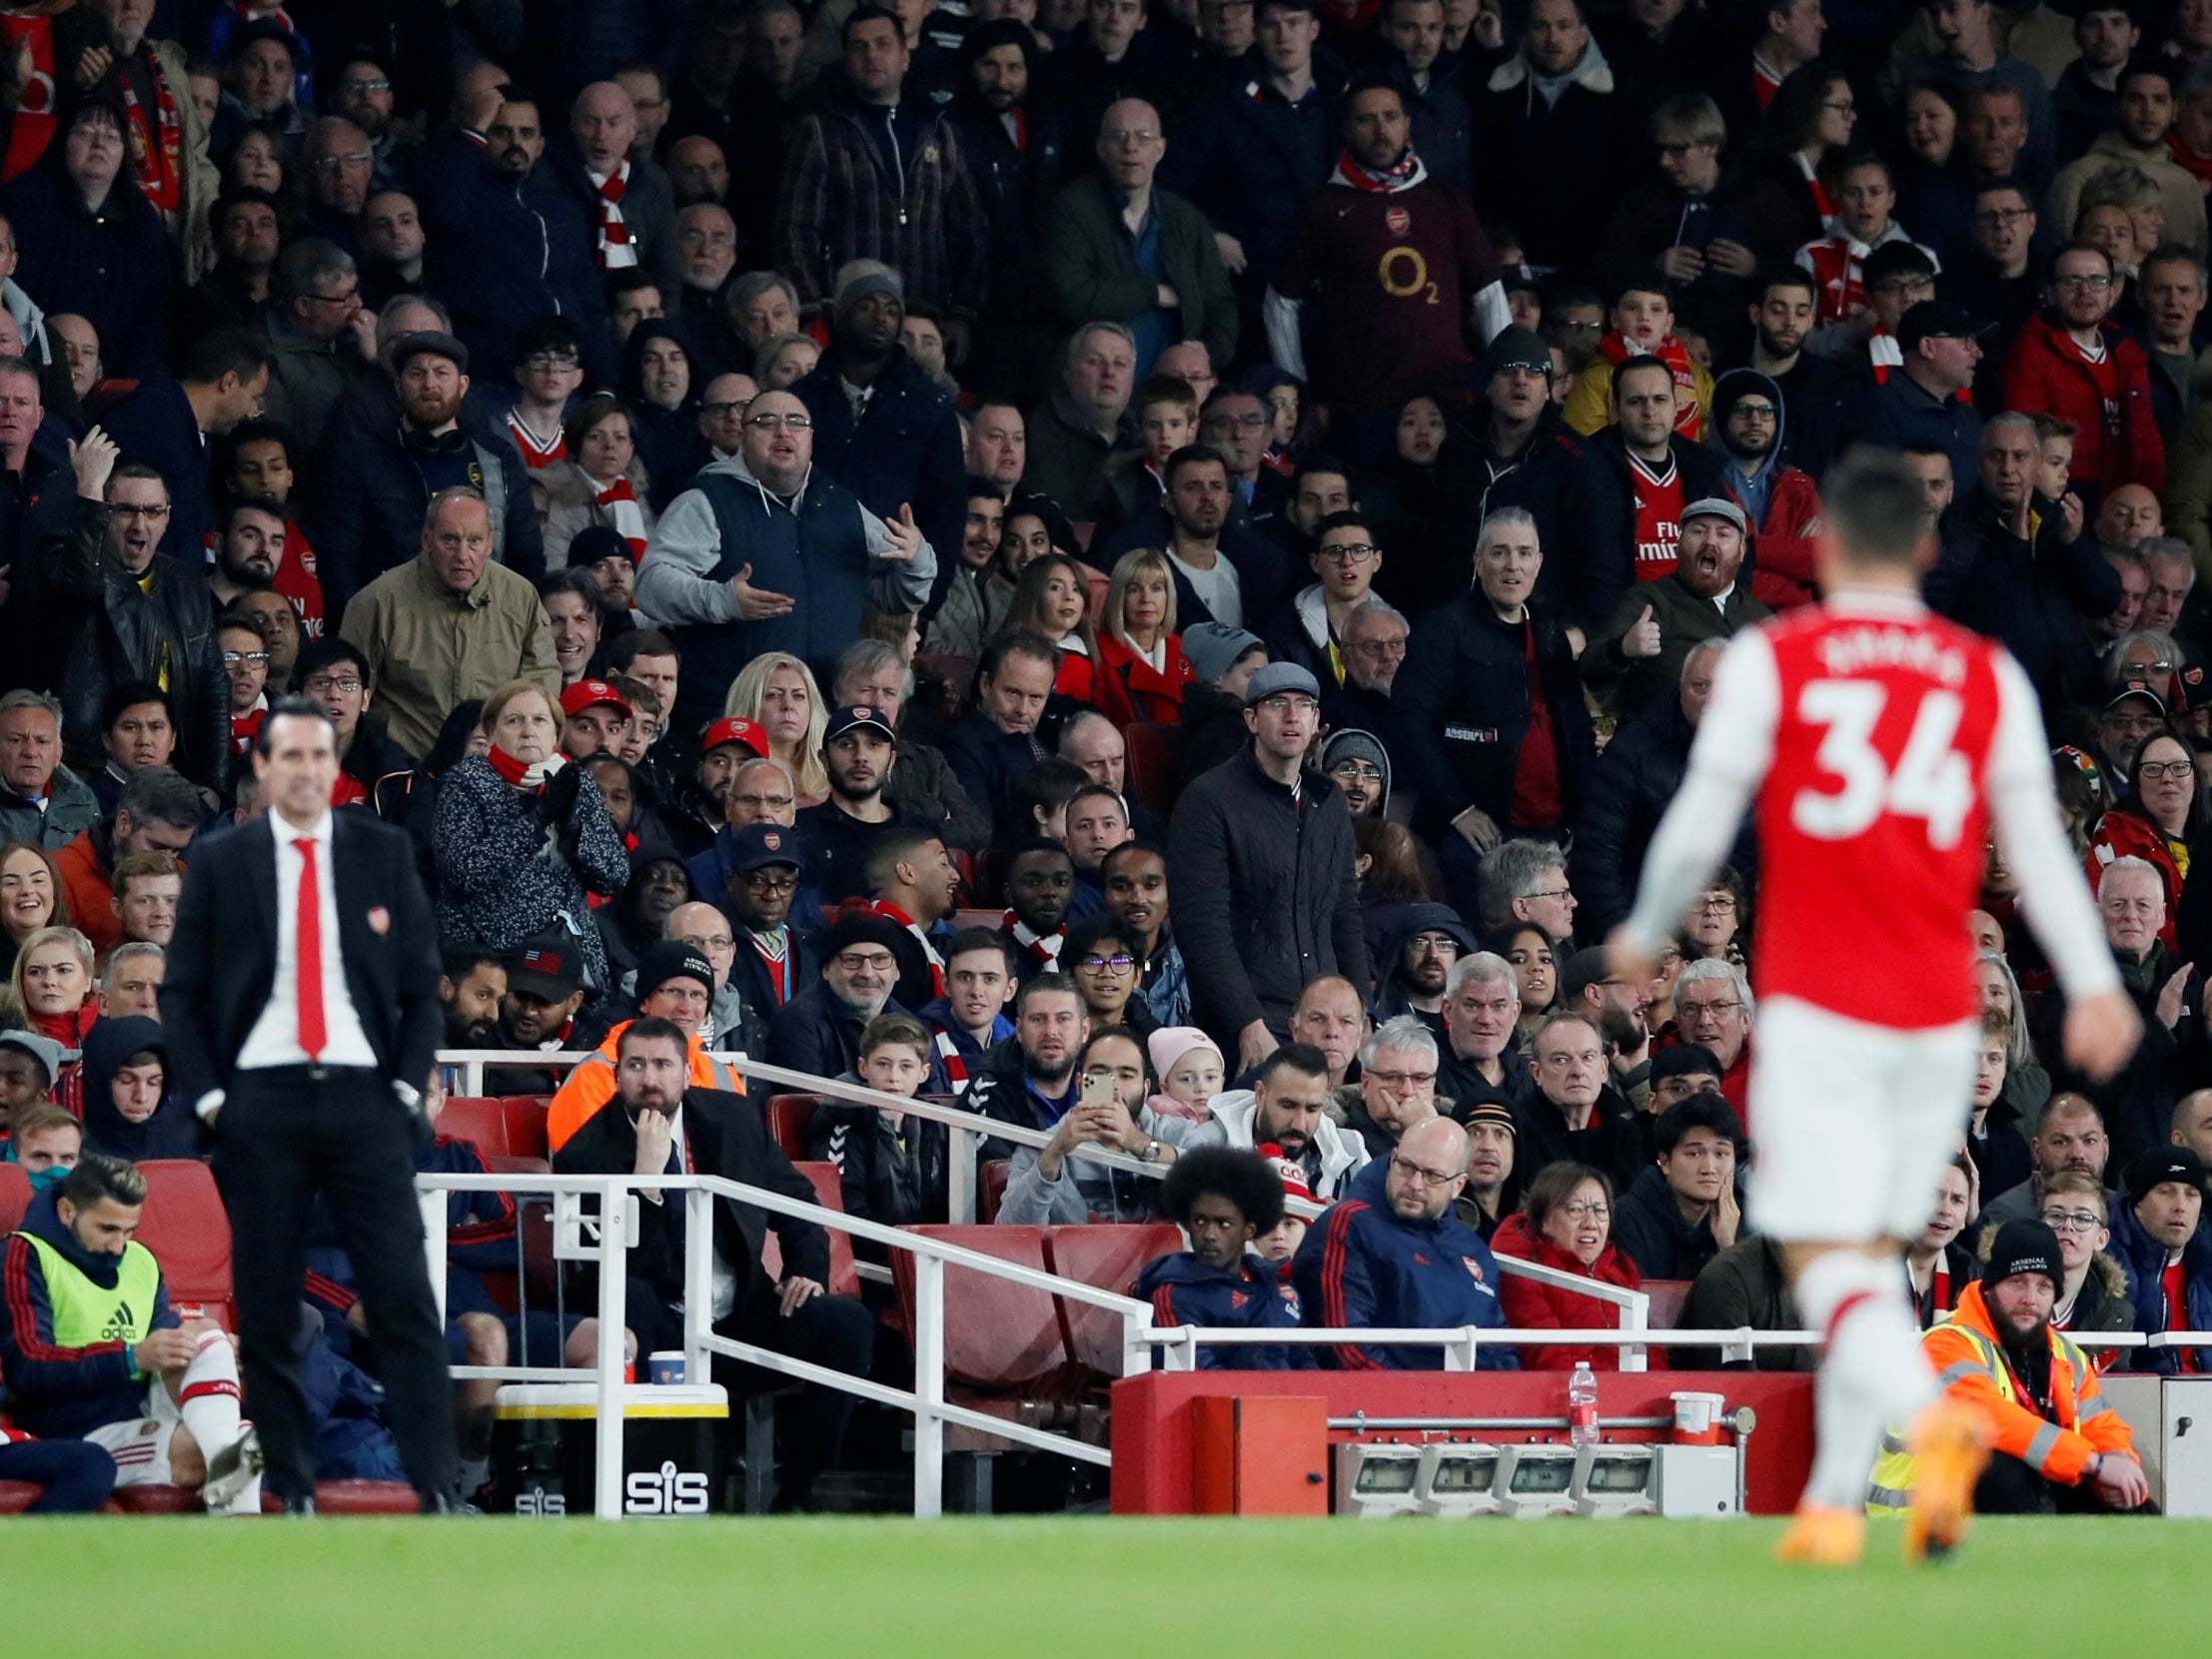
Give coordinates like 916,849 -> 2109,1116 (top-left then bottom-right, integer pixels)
1147,1026 -> 1223,1083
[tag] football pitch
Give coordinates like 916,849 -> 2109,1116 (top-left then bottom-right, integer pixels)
14,1515 -> 2207,1655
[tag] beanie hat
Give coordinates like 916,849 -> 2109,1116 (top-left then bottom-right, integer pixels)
635,940 -> 715,1002
833,261 -> 903,322
1257,1141 -> 1314,1205
1148,1026 -> 1224,1083
1650,1043 -> 1723,1084
1182,621 -> 1265,688
1981,1220 -> 2063,1291
1321,728 -> 1392,809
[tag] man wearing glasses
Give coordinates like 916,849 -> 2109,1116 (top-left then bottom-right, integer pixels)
637,388 -> 932,737
1264,511 -> 1384,687
290,639 -> 418,819
1168,660 -> 1368,1072
1996,242 -> 2165,498
1708,370 -> 1823,609
1290,1115 -> 1516,1369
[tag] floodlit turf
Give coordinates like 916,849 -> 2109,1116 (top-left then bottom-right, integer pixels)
12,1514 -> 2208,1656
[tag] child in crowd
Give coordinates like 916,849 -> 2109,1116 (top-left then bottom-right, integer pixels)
1147,1027 -> 1224,1122
1564,267 -> 1714,439
809,1013 -> 945,1230
1133,1147 -> 1300,1369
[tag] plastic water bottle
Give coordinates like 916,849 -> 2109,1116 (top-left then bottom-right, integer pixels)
1568,1361 -> 1600,1447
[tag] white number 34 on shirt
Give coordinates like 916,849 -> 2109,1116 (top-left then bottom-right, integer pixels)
1789,680 -> 1974,849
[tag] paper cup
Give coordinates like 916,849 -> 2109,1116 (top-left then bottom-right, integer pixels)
1670,1390 -> 1724,1444
647,1350 -> 685,1385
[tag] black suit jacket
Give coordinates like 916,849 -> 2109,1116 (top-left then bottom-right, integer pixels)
160,811 -> 444,1103
552,1087 -> 829,1310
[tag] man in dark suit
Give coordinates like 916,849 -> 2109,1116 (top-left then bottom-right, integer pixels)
553,1017 -> 874,1510
162,697 -> 458,1513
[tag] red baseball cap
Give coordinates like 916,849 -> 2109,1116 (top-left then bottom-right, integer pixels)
701,716 -> 770,757
559,678 -> 630,719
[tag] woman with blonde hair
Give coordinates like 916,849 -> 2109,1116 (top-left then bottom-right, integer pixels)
999,552 -> 1136,725
0,925 -> 98,1046
1098,547 -> 1195,724
725,651 -> 830,803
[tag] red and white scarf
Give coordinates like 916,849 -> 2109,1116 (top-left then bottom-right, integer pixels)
931,1026 -> 971,1092
231,704 -> 267,756
856,899 -> 945,998
593,161 -> 636,270
119,46 -> 185,217
1002,912 -> 1064,969
594,474 -> 648,563
1328,146 -> 1427,194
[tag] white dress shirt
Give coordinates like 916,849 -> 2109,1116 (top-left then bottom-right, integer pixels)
238,809 -> 379,1072
647,1105 -> 737,1319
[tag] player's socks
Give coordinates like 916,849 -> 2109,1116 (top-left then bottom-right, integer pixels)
176,1328 -> 245,1461
1794,1252 -> 1935,1512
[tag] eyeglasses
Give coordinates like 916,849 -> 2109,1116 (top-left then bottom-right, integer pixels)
342,77 -> 391,94
1973,207 -> 2032,227
108,503 -> 170,520
1209,413 -> 1269,431
221,650 -> 271,668
1820,98 -> 1855,115
702,400 -> 750,417
1694,895 -> 1737,913
1730,404 -> 1777,420
1559,1201 -> 1612,1221
1077,953 -> 1136,972
680,934 -> 736,953
2055,274 -> 2114,291
2137,760 -> 2194,781
2040,1210 -> 2105,1235
834,950 -> 896,972
313,153 -> 373,173
525,351 -> 581,371
1256,694 -> 1317,715
1317,543 -> 1380,562
740,869 -> 799,892
1390,1156 -> 1462,1187
1102,129 -> 1161,148
745,413 -> 812,430
1348,635 -> 1408,656
303,676 -> 363,696
1366,1068 -> 1436,1089
1522,886 -> 1574,904
1679,998 -> 1742,1017
1331,760 -> 1384,781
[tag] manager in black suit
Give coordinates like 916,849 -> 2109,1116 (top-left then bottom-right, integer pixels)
162,698 -> 459,1513
553,1017 -> 874,1510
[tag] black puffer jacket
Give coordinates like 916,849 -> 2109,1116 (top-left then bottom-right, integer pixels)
1393,590 -> 1596,837
53,503 -> 228,790
1573,694 -> 1757,936
1167,745 -> 1369,1039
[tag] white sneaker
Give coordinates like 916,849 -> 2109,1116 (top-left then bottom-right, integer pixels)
202,1424 -> 265,1514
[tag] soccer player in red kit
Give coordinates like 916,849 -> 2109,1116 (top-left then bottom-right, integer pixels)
1606,449 -> 2141,1564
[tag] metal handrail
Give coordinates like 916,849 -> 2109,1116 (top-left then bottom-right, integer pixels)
430,1047 -> 1652,1342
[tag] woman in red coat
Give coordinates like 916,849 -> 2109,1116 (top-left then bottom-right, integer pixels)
1493,1162 -> 1645,1371
1096,547 -> 1196,724
1002,552 -> 1139,728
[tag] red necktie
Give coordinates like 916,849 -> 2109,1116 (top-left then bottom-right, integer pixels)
295,837 -> 326,1060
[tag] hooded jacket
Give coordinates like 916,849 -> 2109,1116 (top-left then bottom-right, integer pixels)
1998,313 -> 2165,495
1474,42 -> 1629,274
1707,368 -> 1822,608
1290,1155 -> 1517,1370
0,1187 -> 179,1437
1492,1210 -> 1647,1370
1148,1084 -> 1371,1200
635,454 -> 936,737
1612,1165 -> 1725,1282
793,341 -> 968,588
1371,902 -> 1476,1025
2106,1199 -> 2212,1375
1319,728 -> 1391,815
79,1017 -> 201,1163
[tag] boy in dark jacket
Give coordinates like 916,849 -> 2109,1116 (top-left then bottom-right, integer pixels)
1134,1146 -> 1300,1369
809,1012 -> 949,1235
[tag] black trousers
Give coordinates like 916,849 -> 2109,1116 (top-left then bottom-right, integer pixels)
1975,1453 -> 2159,1515
213,1066 -> 458,1504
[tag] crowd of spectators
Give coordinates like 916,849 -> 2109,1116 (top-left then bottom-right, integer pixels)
7,0 -> 2212,1511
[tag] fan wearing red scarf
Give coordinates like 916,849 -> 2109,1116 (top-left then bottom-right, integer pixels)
1267,80 -> 1507,421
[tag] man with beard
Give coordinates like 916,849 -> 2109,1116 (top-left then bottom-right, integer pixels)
438,948 -> 510,1048
480,931 -> 590,1094
1102,839 -> 1188,1028
1869,1221 -> 2146,1516
1558,945 -> 1657,1114
419,86 -> 614,388
791,265 -> 966,595
1373,903 -> 1475,1039
948,21 -> 1066,397
1736,269 -> 1847,478
553,1017 -> 873,1511
207,497 -> 290,614
1708,370 -> 1822,608
1268,80 -> 1504,427
216,418 -> 325,639
1151,1040 -> 1370,1202
1587,498 -> 1771,720
1456,1101 -> 1517,1241
765,912 -> 922,1085
794,706 -> 934,903
664,715 -> 768,855
176,188 -> 282,341
977,974 -> 1141,1223
315,333 -> 546,623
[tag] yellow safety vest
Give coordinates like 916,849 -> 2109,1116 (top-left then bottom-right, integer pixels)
1866,1315 -> 2095,1511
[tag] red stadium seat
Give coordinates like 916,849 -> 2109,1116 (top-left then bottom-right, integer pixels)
310,1479 -> 421,1514
1124,723 -> 1186,817
132,1161 -> 233,1330
764,1094 -> 822,1161
0,1163 -> 29,1234
758,1162 -> 859,1297
1044,1224 -> 1181,1380
496,1096 -> 552,1160
892,1226 -> 1068,1394
437,1096 -> 508,1157
978,1159 -> 1010,1225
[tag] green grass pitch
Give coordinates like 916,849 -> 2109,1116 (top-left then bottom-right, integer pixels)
11,1515 -> 2207,1656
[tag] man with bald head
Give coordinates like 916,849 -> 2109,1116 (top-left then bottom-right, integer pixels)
665,898 -> 747,1044
1039,97 -> 1237,378
1982,1094 -> 2120,1227
1287,975 -> 1368,1090
1292,1115 -> 1516,1368
554,81 -> 678,295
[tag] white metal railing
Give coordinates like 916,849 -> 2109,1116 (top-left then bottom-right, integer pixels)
432,1048 -> 1652,1346
416,1168 -> 1153,1519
